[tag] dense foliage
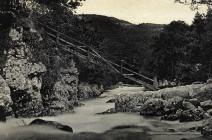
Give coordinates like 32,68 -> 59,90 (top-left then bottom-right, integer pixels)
149,10 -> 212,84
175,0 -> 212,5
0,0 -> 85,10
75,15 -> 164,76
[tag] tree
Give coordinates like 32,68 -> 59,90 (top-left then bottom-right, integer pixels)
201,9 -> 212,73
175,0 -> 212,6
150,21 -> 202,83
0,0 -> 85,14
192,12 -> 205,36
175,0 -> 212,10
37,0 -> 84,9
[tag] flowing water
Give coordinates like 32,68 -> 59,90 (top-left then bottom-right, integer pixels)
0,86 -> 209,140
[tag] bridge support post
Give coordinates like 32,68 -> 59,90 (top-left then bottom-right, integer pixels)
153,76 -> 159,89
56,32 -> 60,44
120,60 -> 124,74
87,49 -> 91,64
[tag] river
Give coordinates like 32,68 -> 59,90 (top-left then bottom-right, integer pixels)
0,86 -> 208,140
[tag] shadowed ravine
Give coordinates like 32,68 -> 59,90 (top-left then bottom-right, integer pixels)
0,87 -> 209,140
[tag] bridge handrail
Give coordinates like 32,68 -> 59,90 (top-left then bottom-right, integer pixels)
107,57 -> 153,77
46,31 -> 105,62
108,60 -> 154,82
36,20 -> 101,56
36,20 -> 121,73
36,20 -> 154,83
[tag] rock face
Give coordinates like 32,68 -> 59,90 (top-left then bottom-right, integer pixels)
0,18 -> 83,118
0,17 -> 104,119
0,75 -> 13,121
3,41 -> 46,117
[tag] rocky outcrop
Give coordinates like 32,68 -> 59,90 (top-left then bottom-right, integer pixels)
77,83 -> 103,100
115,82 -> 212,122
45,67 -> 79,115
140,98 -> 166,116
3,40 -> 46,117
0,75 -> 13,121
115,93 -> 146,112
0,18 -> 83,118
115,84 -> 205,112
115,85 -> 196,113
0,17 -> 104,119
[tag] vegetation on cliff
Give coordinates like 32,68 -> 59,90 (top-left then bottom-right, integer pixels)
0,0 -> 85,118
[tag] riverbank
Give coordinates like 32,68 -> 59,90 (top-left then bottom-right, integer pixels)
1,86 -> 211,140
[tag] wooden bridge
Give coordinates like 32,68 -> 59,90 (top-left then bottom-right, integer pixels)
35,20 -> 159,91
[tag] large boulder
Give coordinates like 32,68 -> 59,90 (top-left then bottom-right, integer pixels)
160,86 -> 191,100
164,96 -> 183,114
191,83 -> 212,102
188,98 -> 200,107
207,79 -> 212,84
200,100 -> 212,111
3,41 -> 46,117
29,119 -> 73,133
182,101 -> 196,110
140,98 -> 166,116
96,108 -> 117,115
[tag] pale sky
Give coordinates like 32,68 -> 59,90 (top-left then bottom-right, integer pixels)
77,0 -> 207,24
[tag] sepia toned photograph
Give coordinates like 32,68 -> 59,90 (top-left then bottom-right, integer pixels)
0,0 -> 212,139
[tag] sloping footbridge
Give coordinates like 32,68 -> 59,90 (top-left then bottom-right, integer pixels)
35,21 -> 159,91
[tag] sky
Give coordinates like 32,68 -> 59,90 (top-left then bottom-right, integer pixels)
76,0 -> 207,25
